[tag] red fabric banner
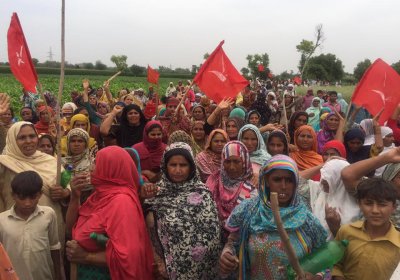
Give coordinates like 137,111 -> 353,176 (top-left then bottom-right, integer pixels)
293,76 -> 302,85
147,65 -> 160,85
351,58 -> 400,125
7,13 -> 38,93
258,64 -> 264,72
193,40 -> 249,103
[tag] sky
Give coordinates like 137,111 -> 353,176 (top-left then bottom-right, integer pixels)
1,0 -> 399,74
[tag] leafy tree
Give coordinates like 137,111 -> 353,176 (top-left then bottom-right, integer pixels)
82,62 -> 94,69
129,64 -> 146,76
203,53 -> 210,60
276,71 -> 295,81
110,55 -> 128,71
296,24 -> 324,75
303,53 -> 344,81
158,66 -> 174,73
32,58 -> 39,66
353,59 -> 371,81
191,65 -> 199,75
240,67 -> 250,78
246,53 -> 270,78
392,60 -> 400,75
95,60 -> 107,70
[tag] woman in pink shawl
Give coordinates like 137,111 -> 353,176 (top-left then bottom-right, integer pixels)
205,141 -> 256,242
133,120 -> 167,183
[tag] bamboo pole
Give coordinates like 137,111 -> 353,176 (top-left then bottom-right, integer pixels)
105,70 -> 122,84
270,192 -> 305,280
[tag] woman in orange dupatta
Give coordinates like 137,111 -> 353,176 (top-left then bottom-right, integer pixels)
290,125 -> 323,171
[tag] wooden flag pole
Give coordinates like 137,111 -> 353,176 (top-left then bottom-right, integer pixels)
270,192 -> 305,280
105,71 -> 122,84
282,95 -> 290,141
174,80 -> 194,114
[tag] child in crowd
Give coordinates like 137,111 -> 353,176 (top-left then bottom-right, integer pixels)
0,171 -> 62,280
332,178 -> 400,280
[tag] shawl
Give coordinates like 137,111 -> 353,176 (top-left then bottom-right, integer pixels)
167,130 -> 193,146
229,107 -> 246,120
132,120 -> 167,173
360,119 -> 375,146
161,108 -> 192,135
250,91 -> 271,125
20,106 -> 38,124
146,142 -> 220,279
73,146 -> 153,279
267,92 -> 279,113
266,129 -> 289,156
225,117 -> 245,140
288,111 -> 309,145
322,140 -> 347,158
305,97 -> 321,131
290,125 -> 323,170
117,104 -> 147,147
123,147 -> 145,186
317,112 -> 337,153
312,159 -> 360,240
226,155 -> 327,279
246,110 -> 261,127
238,124 -> 271,165
206,141 -> 254,223
190,121 -> 207,156
196,129 -> 229,183
344,128 -> 371,164
34,106 -> 55,134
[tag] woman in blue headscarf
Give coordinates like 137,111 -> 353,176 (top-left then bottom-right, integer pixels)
219,155 -> 327,280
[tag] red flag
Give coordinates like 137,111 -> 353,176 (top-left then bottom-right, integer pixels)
193,41 -> 249,103
268,72 -> 273,79
7,13 -> 38,93
351,58 -> 400,125
147,65 -> 160,85
258,64 -> 264,72
293,76 -> 302,85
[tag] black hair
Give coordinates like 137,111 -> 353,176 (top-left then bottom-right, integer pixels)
74,107 -> 87,115
38,134 -> 56,155
164,148 -> 196,182
356,178 -> 397,204
328,91 -> 338,96
11,171 -> 43,197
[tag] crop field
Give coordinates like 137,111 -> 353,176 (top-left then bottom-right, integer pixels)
0,74 -> 355,113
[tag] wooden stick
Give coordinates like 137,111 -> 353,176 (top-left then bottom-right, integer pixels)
106,71 -> 122,84
270,192 -> 305,280
282,94 -> 289,140
174,80 -> 194,114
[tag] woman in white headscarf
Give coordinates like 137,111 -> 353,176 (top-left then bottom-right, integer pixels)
375,127 -> 396,177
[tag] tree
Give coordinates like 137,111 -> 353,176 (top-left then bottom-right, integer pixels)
32,58 -> 39,66
95,60 -> 107,70
129,64 -> 146,76
191,65 -> 199,75
110,55 -> 128,71
82,62 -> 94,69
353,59 -> 372,81
240,67 -> 250,78
303,53 -> 344,81
203,53 -> 210,60
246,53 -> 270,78
296,24 -> 325,75
392,61 -> 400,75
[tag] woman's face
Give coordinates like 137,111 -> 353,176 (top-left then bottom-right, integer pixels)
294,115 -> 307,129
167,155 -> 191,183
40,111 -> 50,123
192,107 -> 205,121
383,134 -> 395,147
322,148 -> 340,162
0,109 -> 12,124
124,96 -> 134,105
326,115 -> 340,130
249,113 -> 260,126
210,133 -> 227,154
127,109 -> 140,125
38,137 -> 54,155
192,125 -> 205,141
268,136 -> 285,156
148,127 -> 163,140
241,129 -> 258,153
266,169 -> 295,207
296,130 -> 314,150
223,155 -> 244,179
312,100 -> 320,107
16,125 -> 38,156
21,108 -> 33,121
73,120 -> 88,131
89,95 -> 97,105
284,95 -> 293,105
97,104 -> 108,115
347,138 -> 363,153
62,108 -> 73,122
226,121 -> 238,139
69,135 -> 86,155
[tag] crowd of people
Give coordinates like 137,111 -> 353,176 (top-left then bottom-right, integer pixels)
0,77 -> 399,280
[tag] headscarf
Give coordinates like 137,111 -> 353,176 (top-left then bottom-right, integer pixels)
118,104 -> 147,147
337,93 -> 348,114
190,105 -> 206,121
226,155 -> 326,279
246,110 -> 261,127
73,146 -> 153,279
306,97 -> 321,131
124,147 -> 145,186
190,121 -> 207,156
196,129 -> 229,182
317,112 -> 338,153
34,106 -> 55,134
225,117 -> 245,140
322,140 -> 347,158
266,129 -> 289,156
267,92 -> 279,113
168,130 -> 193,146
132,120 -> 167,173
70,114 -> 91,133
20,106 -> 38,124
206,141 -> 254,223
383,163 -> 400,182
360,119 -> 375,146
290,125 -> 323,170
288,111 -> 309,145
312,159 -> 360,240
62,102 -> 77,112
229,107 -> 246,120
146,142 -> 220,279
95,101 -> 110,119
238,124 -> 271,165
250,91 -> 271,125
344,128 -> 371,164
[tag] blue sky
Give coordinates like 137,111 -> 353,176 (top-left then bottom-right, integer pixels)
1,0 -> 399,74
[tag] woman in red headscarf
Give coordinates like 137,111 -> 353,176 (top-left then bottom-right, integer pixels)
66,146 -> 153,279
133,120 -> 167,183
34,106 -> 56,135
159,97 -> 191,136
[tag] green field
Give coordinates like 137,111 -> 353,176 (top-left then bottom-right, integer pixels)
0,74 -> 355,113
